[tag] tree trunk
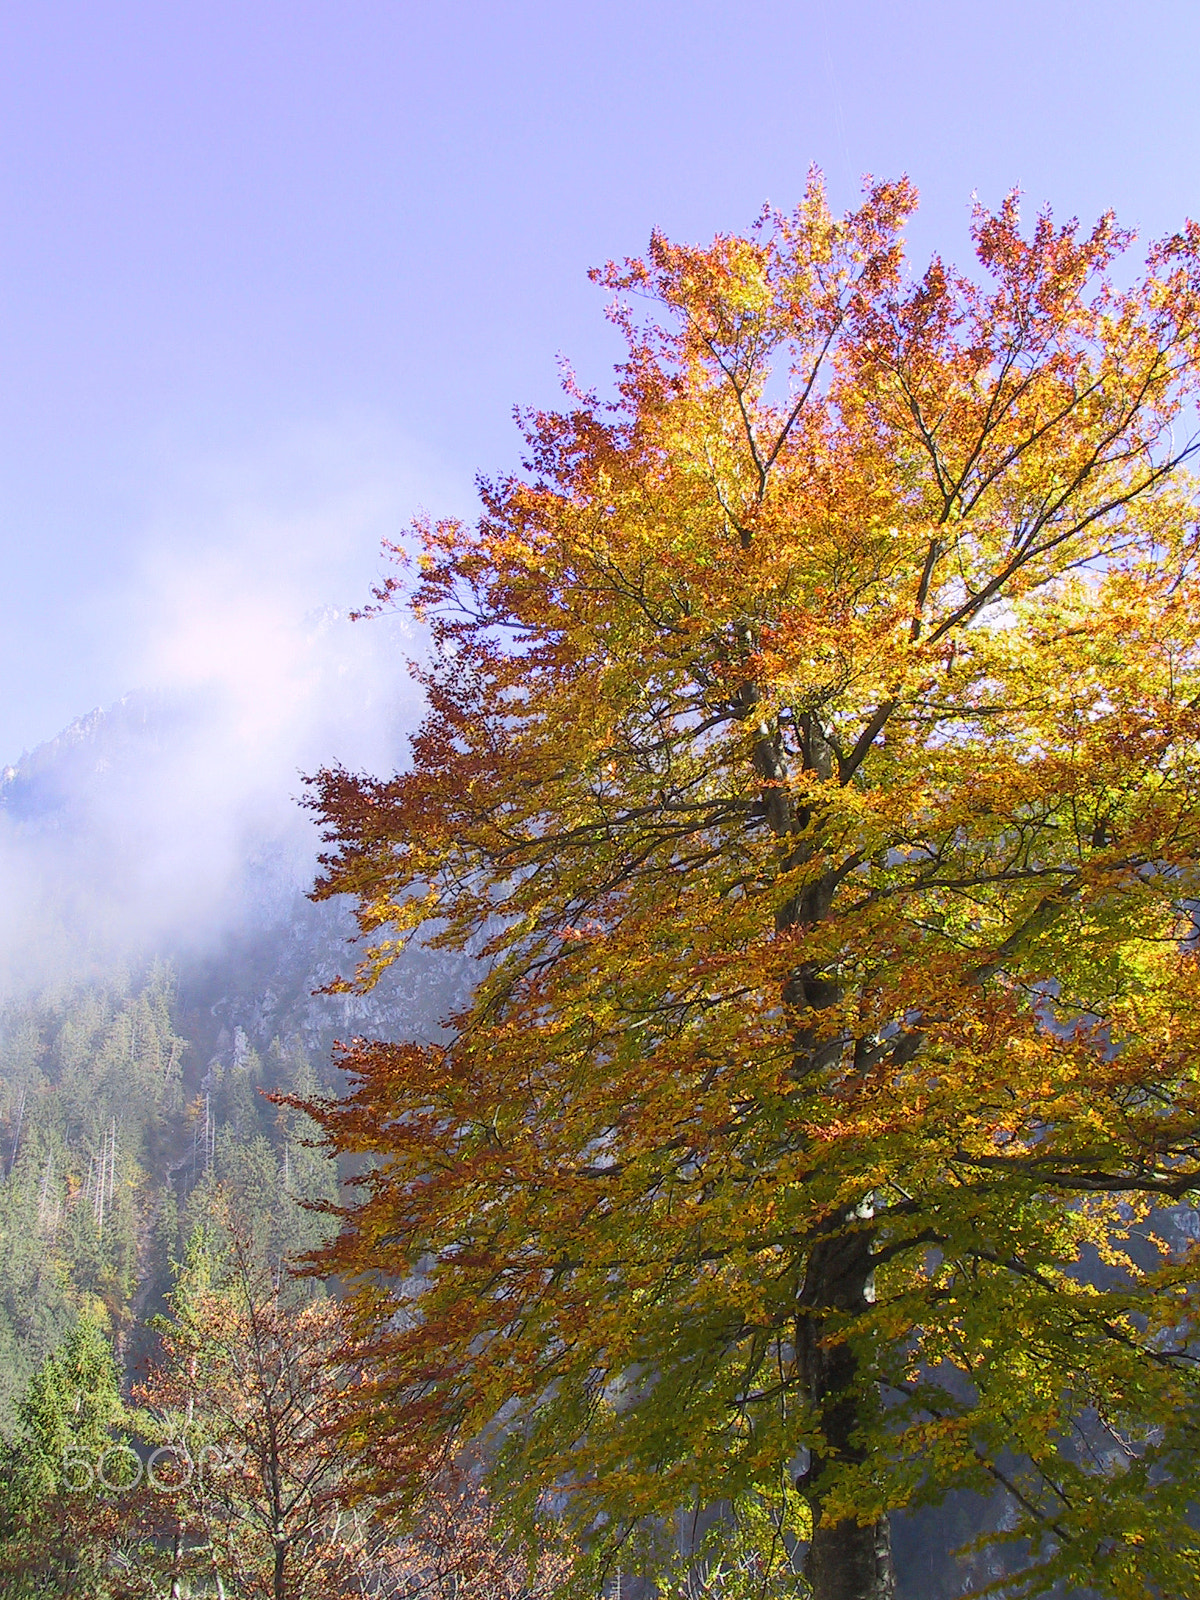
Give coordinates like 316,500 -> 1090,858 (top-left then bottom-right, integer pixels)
798,1216 -> 895,1600
806,1514 -> 895,1600
751,709 -> 895,1600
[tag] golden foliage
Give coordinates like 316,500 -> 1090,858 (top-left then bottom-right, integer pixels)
302,175 -> 1200,1599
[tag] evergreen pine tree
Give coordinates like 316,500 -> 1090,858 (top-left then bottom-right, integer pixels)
0,1317 -> 127,1595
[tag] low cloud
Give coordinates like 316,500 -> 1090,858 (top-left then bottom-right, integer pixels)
0,416 -> 462,996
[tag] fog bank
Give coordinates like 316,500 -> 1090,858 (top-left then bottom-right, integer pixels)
1,426 -> 441,996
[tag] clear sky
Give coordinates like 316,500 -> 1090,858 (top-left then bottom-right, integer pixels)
3,0 -> 1199,759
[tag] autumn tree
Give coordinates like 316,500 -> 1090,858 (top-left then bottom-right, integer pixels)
132,1219 -> 361,1600
132,1216 -> 574,1600
302,176 -> 1200,1600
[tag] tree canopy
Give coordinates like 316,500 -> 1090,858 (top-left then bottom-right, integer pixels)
303,175 -> 1200,1600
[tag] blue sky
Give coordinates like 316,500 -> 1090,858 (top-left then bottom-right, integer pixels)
3,0 -> 1199,759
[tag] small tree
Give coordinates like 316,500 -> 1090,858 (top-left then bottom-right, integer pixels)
134,1219 -> 574,1600
300,175 -> 1200,1600
0,1315 -> 128,1596
135,1224 -> 357,1600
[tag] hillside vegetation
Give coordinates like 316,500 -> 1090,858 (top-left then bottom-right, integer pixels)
0,966 -> 337,1437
